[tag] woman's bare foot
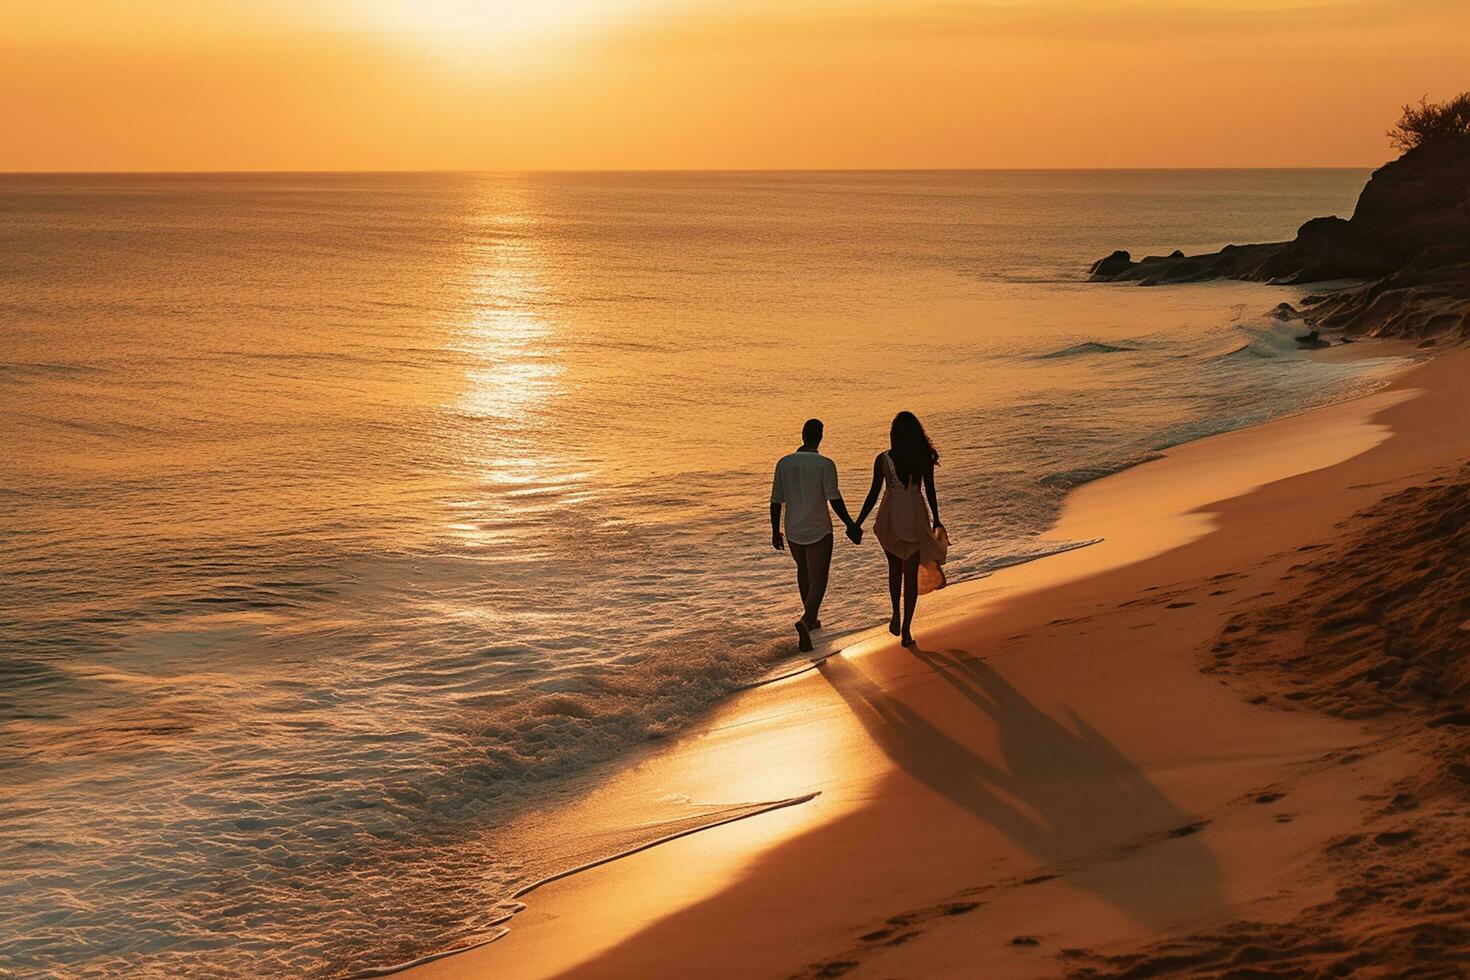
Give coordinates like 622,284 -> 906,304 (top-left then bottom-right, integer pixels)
889,613 -> 901,636
795,619 -> 813,652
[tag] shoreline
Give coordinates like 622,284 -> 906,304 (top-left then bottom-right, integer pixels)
401,342 -> 1466,979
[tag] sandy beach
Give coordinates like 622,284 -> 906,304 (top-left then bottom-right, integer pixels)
404,344 -> 1469,979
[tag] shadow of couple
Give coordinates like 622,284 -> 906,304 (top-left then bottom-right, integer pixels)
819,646 -> 1224,930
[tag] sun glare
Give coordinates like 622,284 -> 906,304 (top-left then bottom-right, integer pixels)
371,0 -> 640,42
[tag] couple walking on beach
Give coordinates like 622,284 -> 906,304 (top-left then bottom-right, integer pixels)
770,412 -> 948,652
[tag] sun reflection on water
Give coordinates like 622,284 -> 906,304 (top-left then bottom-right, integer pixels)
448,178 -> 589,551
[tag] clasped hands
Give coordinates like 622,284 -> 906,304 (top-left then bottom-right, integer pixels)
769,523 -> 865,550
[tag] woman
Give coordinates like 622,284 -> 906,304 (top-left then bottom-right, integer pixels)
853,411 -> 948,646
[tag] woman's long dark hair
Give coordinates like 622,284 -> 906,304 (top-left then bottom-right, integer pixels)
889,411 -> 938,487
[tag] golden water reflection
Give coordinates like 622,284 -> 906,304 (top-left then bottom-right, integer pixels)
449,177 -> 585,550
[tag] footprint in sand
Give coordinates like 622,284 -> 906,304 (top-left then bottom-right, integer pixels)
1167,820 -> 1209,838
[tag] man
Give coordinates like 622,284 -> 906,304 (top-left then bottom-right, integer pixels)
770,418 -> 861,652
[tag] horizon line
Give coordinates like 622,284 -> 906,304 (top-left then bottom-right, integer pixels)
0,164 -> 1384,177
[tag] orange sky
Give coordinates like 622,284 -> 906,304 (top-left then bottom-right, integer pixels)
5,1 -> 1467,171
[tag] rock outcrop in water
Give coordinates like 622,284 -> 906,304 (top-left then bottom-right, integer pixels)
1089,139 -> 1470,342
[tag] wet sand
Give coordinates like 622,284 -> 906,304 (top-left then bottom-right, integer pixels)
406,345 -> 1470,979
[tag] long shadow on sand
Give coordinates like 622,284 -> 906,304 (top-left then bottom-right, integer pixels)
820,648 -> 1224,931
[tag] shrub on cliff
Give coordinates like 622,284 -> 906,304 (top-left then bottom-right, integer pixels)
1388,93 -> 1470,151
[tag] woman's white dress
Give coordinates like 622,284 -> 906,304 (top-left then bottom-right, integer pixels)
873,451 -> 949,592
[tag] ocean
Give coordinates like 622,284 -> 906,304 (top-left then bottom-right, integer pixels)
0,169 -> 1402,976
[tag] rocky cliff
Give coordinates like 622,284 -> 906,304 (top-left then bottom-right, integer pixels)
1089,140 -> 1470,342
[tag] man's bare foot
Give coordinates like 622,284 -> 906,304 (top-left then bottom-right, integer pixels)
795,619 -> 814,652
889,613 -> 901,636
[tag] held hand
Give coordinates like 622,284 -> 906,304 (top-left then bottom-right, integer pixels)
846,523 -> 863,545
932,519 -> 944,532
772,530 -> 785,551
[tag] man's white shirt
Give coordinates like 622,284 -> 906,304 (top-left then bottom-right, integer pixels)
771,450 -> 840,545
